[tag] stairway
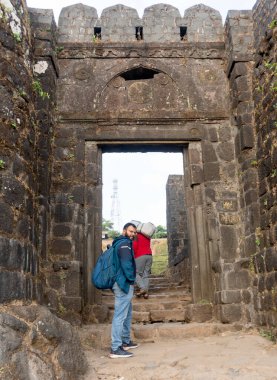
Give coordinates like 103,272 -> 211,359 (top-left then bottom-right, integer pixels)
100,275 -> 210,324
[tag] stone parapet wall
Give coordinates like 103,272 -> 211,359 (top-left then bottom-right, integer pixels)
58,3 -> 224,43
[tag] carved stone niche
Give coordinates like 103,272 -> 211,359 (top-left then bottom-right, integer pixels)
97,67 -> 185,112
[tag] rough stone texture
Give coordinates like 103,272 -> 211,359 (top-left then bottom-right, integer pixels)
0,304 -> 87,378
0,0 -> 45,304
166,175 -> 190,286
57,3 -> 223,44
226,0 -> 277,331
0,0 -> 276,338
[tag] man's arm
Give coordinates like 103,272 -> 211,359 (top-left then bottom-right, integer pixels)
118,243 -> 135,283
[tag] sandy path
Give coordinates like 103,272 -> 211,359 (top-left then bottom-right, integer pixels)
83,330 -> 277,380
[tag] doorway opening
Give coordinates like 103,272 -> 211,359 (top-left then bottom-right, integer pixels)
101,149 -> 191,297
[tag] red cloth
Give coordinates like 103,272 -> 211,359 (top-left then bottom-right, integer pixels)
133,233 -> 152,259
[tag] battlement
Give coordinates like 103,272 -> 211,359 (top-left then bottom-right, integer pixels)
57,3 -> 224,43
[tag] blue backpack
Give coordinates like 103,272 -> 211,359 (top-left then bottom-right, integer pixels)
91,239 -> 127,290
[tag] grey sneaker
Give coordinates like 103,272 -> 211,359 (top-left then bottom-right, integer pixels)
109,346 -> 133,358
122,340 -> 139,350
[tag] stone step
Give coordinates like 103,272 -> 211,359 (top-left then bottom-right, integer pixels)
148,285 -> 189,293
102,291 -> 190,301
103,299 -> 191,313
106,303 -> 213,324
79,322 -> 243,350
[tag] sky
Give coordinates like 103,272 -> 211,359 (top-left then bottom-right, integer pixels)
26,0 -> 257,22
25,0 -> 257,229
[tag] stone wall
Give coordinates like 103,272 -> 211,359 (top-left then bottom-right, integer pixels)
166,175 -> 190,285
226,0 -> 277,329
251,0 -> 277,329
0,0 -> 41,302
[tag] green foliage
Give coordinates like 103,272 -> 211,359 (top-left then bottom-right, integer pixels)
18,89 -> 27,98
108,230 -> 120,239
153,225 -> 167,238
255,238 -> 261,247
102,218 -> 114,231
32,80 -> 50,100
0,4 -> 12,21
55,46 -> 64,53
13,32 -> 21,42
251,160 -> 258,167
68,195 -> 74,203
11,121 -> 17,129
197,299 -> 211,305
102,218 -> 120,238
151,239 -> 168,275
269,19 -> 277,29
92,34 -> 100,43
67,153 -> 75,160
270,169 -> 277,178
259,329 -> 276,343
0,160 -> 5,169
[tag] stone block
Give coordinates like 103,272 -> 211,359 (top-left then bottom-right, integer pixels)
50,239 -> 72,256
65,271 -> 81,297
47,273 -> 62,290
205,187 -> 216,203
2,176 -> 25,208
244,234 -> 256,257
218,126 -> 232,142
0,202 -> 13,233
265,248 -> 277,272
0,272 -> 24,302
60,296 -> 82,312
232,62 -> 248,77
190,164 -> 203,184
240,124 -> 255,149
219,304 -> 242,323
132,311 -> 150,323
150,309 -> 185,322
186,304 -> 213,322
225,270 -> 251,290
219,213 -> 239,225
54,204 -> 73,223
217,142 -> 234,162
53,260 -> 71,271
0,238 -> 24,271
220,226 -> 238,260
202,142 -> 217,162
53,224 -> 71,237
203,162 -> 220,181
219,290 -> 241,304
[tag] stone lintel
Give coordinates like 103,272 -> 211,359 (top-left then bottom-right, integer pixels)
59,110 -> 229,123
57,42 -> 225,59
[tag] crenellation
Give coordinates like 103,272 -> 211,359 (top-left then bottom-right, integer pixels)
57,2 -> 224,44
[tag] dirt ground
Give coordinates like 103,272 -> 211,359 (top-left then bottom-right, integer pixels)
83,330 -> 277,380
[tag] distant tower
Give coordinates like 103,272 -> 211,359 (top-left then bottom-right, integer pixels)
110,179 -> 121,231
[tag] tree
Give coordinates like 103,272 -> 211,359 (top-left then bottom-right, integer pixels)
153,225 -> 167,238
102,218 -> 120,238
102,218 -> 114,231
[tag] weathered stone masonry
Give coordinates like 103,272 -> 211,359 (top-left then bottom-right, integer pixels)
0,0 -> 276,335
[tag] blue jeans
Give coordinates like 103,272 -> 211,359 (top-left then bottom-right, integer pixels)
111,282 -> 134,351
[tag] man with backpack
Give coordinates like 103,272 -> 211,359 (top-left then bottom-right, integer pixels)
109,222 -> 139,359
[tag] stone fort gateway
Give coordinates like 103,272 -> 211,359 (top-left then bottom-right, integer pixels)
0,0 -> 276,376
